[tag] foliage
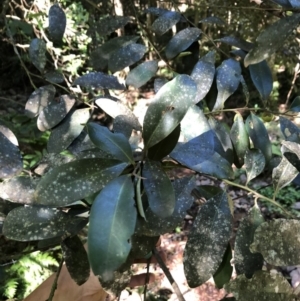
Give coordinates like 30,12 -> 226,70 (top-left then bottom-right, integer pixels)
1,0 -> 300,300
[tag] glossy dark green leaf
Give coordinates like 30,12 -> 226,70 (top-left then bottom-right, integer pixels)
249,60 -> 273,100
88,175 -> 136,281
143,75 -> 196,149
130,234 -> 159,258
184,192 -> 232,287
165,28 -> 201,60
87,122 -> 134,164
44,70 -> 64,83
113,116 -> 133,139
95,16 -> 130,36
244,149 -> 265,185
230,113 -> 249,167
0,132 -> 22,179
61,235 -> 90,286
48,4 -> 66,43
154,77 -> 168,93
25,85 -> 56,118
245,113 -> 272,163
193,185 -> 223,200
0,176 -> 38,204
234,205 -> 264,278
144,7 -> 170,16
281,140 -> 300,172
108,43 -> 147,73
37,95 -> 76,131
29,38 -> 46,72
279,116 -> 300,143
90,36 -> 139,70
3,206 -> 86,241
190,51 -> 215,103
142,160 -> 175,218
151,11 -> 181,35
47,108 -> 90,153
73,72 -> 125,90
251,219 -> 300,266
290,96 -> 300,112
244,14 -> 300,67
225,271 -> 295,301
147,124 -> 180,160
213,244 -> 233,289
217,36 -> 253,52
126,61 -> 158,88
200,16 -> 226,25
35,158 -> 127,206
213,58 -> 241,111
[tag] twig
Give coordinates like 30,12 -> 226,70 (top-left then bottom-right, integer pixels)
47,257 -> 64,301
285,59 -> 300,105
143,257 -> 151,300
152,248 -> 186,301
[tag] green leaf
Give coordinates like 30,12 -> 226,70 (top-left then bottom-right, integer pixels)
3,206 -> 87,241
44,70 -> 64,84
279,116 -> 300,143
217,36 -> 253,52
224,271 -> 295,301
29,38 -> 46,72
251,219 -> 300,266
47,108 -> 90,153
245,113 -> 272,163
244,149 -> 265,185
184,192 -> 232,287
213,58 -> 241,111
126,61 -> 158,88
147,124 -> 180,160
88,175 -> 137,281
290,96 -> 300,112
87,122 -> 134,164
249,60 -> 273,100
142,160 -> 175,218
94,16 -> 130,36
200,16 -> 226,25
165,28 -> 201,60
281,140 -> 300,171
190,51 -> 216,103
230,113 -> 249,168
234,205 -> 264,278
48,4 -> 66,44
25,85 -> 56,118
213,244 -> 233,289
154,77 -> 168,93
108,43 -> 147,73
130,234 -> 159,258
244,14 -> 300,67
37,94 -> 76,131
73,72 -> 125,90
151,11 -> 181,35
143,75 -> 196,149
35,158 -> 127,206
61,235 -> 90,286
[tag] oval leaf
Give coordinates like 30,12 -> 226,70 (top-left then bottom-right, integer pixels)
44,70 -> 65,83
29,38 -> 46,72
244,149 -> 265,184
94,16 -> 130,36
151,11 -> 181,35
217,36 -> 253,52
279,116 -> 300,143
48,4 -> 66,43
290,96 -> 300,112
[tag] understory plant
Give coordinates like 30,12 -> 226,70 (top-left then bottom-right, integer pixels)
2,1 -> 300,300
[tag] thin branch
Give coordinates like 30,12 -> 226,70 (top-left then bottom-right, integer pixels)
143,257 -> 151,300
47,257 -> 64,301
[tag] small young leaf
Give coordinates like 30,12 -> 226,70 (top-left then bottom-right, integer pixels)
143,75 -> 196,149
279,116 -> 300,143
184,192 -> 232,287
165,28 -> 201,60
73,72 -> 125,90
290,96 -> 300,112
251,219 -> 300,266
108,43 -> 147,73
126,60 -> 158,88
244,149 -> 265,185
234,205 -> 264,278
142,160 -> 175,218
249,60 -> 273,100
88,175 -> 137,281
151,11 -> 181,35
213,58 -> 241,111
94,16 -> 130,36
190,51 -> 216,103
48,4 -> 66,43
87,122 -> 134,164
29,38 -> 47,72
35,158 -> 127,206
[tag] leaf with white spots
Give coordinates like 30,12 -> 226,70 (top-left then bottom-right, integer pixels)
165,28 -> 201,60
244,14 -> 300,67
87,122 -> 134,164
130,234 -> 160,258
244,149 -> 265,185
217,36 -> 253,52
47,108 -> 90,154
3,206 -> 87,241
44,70 -> 64,84
25,85 -> 56,118
281,140 -> 300,172
143,75 -> 197,149
213,59 -> 241,111
48,4 -> 66,44
279,116 -> 300,143
234,205 -> 264,278
190,51 -> 215,103
251,219 -> 300,266
142,160 -> 175,218
88,175 -> 137,282
37,95 -> 76,131
224,271 -> 295,301
154,78 -> 168,93
29,38 -> 47,72
151,11 -> 181,36
184,192 -> 232,287
94,16 -> 130,36
35,158 -> 127,206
